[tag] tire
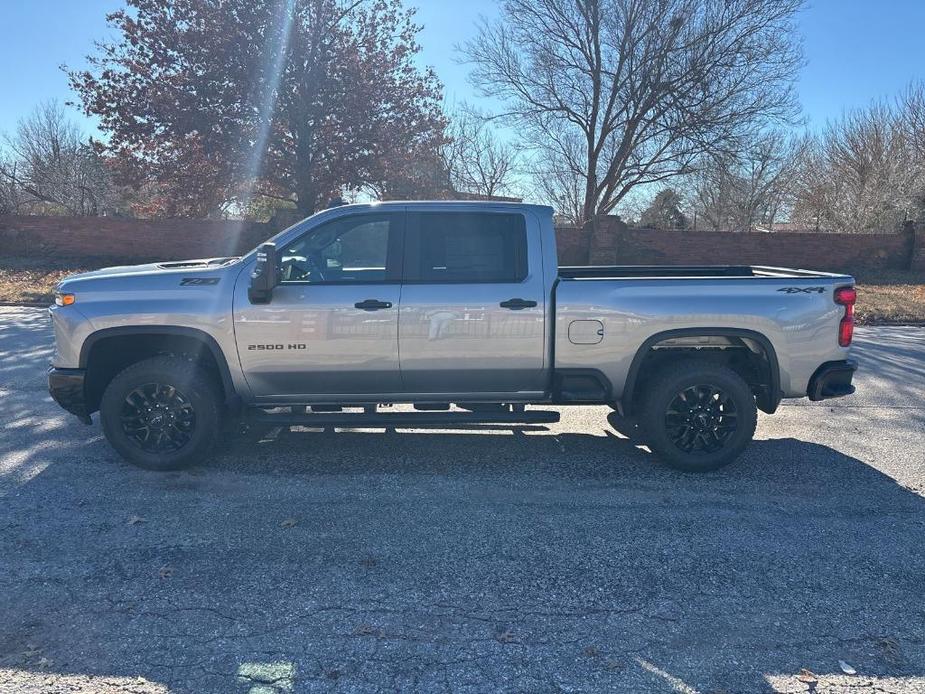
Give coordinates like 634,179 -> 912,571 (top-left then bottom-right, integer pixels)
639,360 -> 757,472
100,355 -> 221,471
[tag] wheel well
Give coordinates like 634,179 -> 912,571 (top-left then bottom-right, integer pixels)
623,332 -> 780,416
82,331 -> 228,414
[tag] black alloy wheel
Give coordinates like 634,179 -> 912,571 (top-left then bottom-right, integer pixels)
638,360 -> 757,472
664,384 -> 738,454
121,383 -> 197,453
100,355 -> 221,471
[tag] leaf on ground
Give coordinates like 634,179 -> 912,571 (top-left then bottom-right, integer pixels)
797,668 -> 818,683
127,515 -> 146,525
158,565 -> 174,579
353,624 -> 383,637
494,629 -> 516,644
280,518 -> 298,528
878,637 -> 902,663
838,660 -> 857,675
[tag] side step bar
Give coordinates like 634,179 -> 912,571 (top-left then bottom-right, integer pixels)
247,409 -> 560,427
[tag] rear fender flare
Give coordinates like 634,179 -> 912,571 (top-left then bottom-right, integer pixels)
620,327 -> 781,416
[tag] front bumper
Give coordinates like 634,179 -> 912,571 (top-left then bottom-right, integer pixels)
48,367 -> 92,424
807,359 -> 857,401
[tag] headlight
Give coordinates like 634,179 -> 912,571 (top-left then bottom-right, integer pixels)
54,292 -> 76,306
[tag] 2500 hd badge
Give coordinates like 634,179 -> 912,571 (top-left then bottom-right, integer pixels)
247,344 -> 307,351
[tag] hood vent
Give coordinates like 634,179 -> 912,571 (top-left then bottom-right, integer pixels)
157,257 -> 237,270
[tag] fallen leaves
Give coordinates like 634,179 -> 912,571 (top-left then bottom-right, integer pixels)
352,624 -> 384,638
878,637 -> 903,664
494,629 -> 516,644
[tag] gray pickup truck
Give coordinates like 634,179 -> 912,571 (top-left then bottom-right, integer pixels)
48,201 -> 858,472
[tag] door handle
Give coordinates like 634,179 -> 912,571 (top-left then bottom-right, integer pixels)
354,299 -> 393,311
499,298 -> 538,310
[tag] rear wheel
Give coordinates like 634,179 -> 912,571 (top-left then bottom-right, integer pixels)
639,360 -> 757,472
100,355 -> 221,471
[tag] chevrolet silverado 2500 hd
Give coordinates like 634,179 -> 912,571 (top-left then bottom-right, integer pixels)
47,202 -> 858,472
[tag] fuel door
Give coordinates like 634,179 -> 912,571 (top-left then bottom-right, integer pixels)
568,320 -> 604,345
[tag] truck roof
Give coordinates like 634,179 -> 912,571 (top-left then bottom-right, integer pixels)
331,200 -> 554,215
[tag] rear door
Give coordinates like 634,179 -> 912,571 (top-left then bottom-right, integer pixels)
234,211 -> 404,399
398,209 -> 547,395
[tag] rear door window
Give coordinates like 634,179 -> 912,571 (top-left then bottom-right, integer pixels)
406,212 -> 527,283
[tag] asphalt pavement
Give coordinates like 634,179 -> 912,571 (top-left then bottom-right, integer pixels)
1,307 -> 924,694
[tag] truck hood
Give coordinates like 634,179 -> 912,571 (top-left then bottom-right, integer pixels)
61,257 -> 240,283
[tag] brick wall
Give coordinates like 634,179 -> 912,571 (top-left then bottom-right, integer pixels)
554,226 -> 588,265
0,215 -> 275,261
0,213 -> 920,273
557,217 -> 918,273
911,225 -> 925,272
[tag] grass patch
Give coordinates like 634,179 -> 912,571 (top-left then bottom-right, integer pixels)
0,256 -> 101,304
2,256 -> 924,324
853,270 -> 925,325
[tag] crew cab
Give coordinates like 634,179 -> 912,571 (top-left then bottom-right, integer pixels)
48,202 -> 858,472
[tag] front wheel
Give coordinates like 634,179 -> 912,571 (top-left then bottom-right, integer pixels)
639,360 -> 757,472
100,355 -> 221,471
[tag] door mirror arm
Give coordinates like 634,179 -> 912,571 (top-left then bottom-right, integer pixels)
248,243 -> 280,304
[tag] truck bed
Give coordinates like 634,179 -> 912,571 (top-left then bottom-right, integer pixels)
558,265 -> 850,279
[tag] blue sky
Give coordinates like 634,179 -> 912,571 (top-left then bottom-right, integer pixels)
1,0 -> 924,138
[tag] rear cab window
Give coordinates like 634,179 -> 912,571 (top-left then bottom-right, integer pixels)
405,212 -> 528,283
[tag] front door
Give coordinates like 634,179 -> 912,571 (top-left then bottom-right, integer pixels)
234,212 -> 404,400
398,210 -> 547,396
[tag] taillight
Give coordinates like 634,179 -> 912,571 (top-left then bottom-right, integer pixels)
834,286 -> 856,347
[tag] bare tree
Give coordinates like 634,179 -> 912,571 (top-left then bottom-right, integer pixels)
791,104 -> 916,232
463,0 -> 803,224
531,129 -> 587,225
898,82 -> 925,223
535,150 -> 586,225
689,131 -> 805,231
442,109 -> 518,198
0,101 -> 120,216
0,152 -> 26,214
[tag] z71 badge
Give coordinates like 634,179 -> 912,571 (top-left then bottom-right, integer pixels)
777,286 -> 825,294
180,278 -> 220,286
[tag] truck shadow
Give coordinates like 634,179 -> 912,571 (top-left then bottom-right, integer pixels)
3,405 -> 925,692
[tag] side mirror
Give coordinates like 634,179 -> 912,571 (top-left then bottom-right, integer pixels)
248,242 -> 279,304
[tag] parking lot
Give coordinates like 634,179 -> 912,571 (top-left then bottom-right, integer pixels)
1,306 -> 924,693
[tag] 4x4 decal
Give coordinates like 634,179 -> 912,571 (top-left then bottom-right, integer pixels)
180,278 -> 220,286
777,286 -> 825,294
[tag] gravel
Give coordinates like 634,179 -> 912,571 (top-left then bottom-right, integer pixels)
1,307 -> 923,693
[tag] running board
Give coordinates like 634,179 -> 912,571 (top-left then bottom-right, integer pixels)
246,409 -> 560,427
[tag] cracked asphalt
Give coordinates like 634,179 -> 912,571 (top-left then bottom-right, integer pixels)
1,306 -> 924,693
